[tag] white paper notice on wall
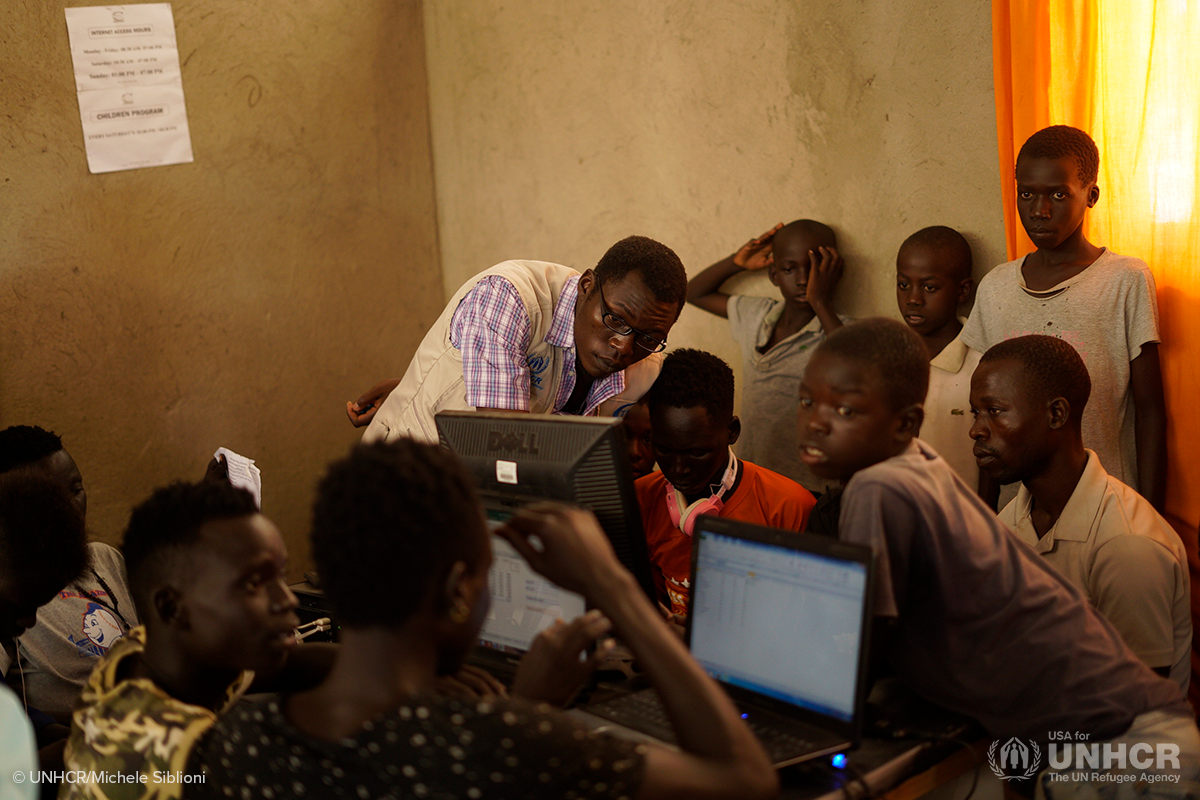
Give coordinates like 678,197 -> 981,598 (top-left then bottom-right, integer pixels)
65,4 -> 194,174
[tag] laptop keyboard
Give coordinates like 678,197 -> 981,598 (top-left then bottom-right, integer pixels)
589,690 -> 678,743
747,720 -> 818,761
587,691 -> 820,762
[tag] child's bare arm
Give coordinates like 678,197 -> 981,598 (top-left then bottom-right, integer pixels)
1130,343 -> 1166,512
805,246 -> 844,334
686,224 -> 782,318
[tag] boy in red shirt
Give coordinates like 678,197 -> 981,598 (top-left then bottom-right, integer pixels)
635,348 -> 815,618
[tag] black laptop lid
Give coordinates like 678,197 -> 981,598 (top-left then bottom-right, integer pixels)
686,516 -> 875,743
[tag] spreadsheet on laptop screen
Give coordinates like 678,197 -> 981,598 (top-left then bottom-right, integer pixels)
689,530 -> 868,721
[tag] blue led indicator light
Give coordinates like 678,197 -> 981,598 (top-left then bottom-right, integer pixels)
831,753 -> 847,769
740,713 -> 749,719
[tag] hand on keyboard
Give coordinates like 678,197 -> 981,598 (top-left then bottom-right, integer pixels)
436,664 -> 508,701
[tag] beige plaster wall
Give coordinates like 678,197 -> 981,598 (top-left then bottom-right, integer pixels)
423,0 -> 1007,404
0,0 -> 440,576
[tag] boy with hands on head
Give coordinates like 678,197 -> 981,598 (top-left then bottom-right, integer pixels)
687,220 -> 844,492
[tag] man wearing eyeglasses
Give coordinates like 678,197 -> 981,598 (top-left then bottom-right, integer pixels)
350,236 -> 688,443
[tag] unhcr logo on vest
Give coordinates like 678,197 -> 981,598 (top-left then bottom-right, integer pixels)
527,355 -> 549,390
988,737 -> 1042,781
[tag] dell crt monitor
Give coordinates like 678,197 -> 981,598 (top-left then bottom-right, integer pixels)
435,410 -> 656,605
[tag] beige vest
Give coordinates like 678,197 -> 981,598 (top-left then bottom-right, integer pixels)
363,260 -> 661,443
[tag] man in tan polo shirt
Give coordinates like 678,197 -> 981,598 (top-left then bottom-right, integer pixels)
969,334 -> 1190,690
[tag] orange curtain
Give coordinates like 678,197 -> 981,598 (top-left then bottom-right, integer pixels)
994,0 -> 1200,712
992,0 -> 1200,526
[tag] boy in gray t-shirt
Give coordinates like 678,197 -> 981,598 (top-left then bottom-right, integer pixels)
686,220 -> 845,493
797,318 -> 1197,798
961,125 -> 1165,510
0,426 -> 138,723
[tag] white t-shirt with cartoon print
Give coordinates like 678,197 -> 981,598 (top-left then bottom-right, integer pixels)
3,542 -> 139,722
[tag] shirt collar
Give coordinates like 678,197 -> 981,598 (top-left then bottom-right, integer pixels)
551,273 -> 627,414
756,302 -> 825,348
1016,249 -> 1107,297
546,274 -> 581,348
929,321 -> 971,374
1010,450 -> 1107,549
583,367 -> 626,415
1047,450 -> 1108,542
910,438 -> 937,460
666,447 -> 740,499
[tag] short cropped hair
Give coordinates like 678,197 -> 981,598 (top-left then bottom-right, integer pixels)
645,348 -> 735,423
0,426 -> 64,474
980,335 -> 1091,425
777,219 -> 837,249
122,481 -> 258,613
594,236 -> 687,310
899,226 -> 973,283
0,471 -> 88,598
311,440 -> 485,629
1017,125 -> 1099,186
819,319 -> 930,410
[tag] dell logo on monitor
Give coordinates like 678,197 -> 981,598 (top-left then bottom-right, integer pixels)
486,431 -> 540,455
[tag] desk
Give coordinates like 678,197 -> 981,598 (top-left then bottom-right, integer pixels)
778,678 -> 987,800
287,583 -> 998,798
573,677 -> 989,800
777,735 -> 989,799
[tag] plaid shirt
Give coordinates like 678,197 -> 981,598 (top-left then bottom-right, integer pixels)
449,273 -> 626,414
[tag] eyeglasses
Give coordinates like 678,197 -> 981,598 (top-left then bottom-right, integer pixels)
596,283 -> 668,353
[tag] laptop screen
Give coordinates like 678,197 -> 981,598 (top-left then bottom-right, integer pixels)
479,517 -> 587,655
688,528 -> 869,722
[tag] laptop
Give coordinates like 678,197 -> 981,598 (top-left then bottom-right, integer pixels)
585,516 -> 875,768
467,512 -> 588,681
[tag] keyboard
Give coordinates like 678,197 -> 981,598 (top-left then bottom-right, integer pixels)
589,690 -> 678,743
587,690 -> 825,763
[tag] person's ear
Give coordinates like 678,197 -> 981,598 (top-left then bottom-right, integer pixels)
1047,397 -> 1071,430
151,586 -> 184,629
442,560 -> 474,623
728,416 -> 741,445
956,278 -> 974,305
766,264 -> 781,287
578,269 -> 595,299
895,404 -> 924,439
1087,183 -> 1100,208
